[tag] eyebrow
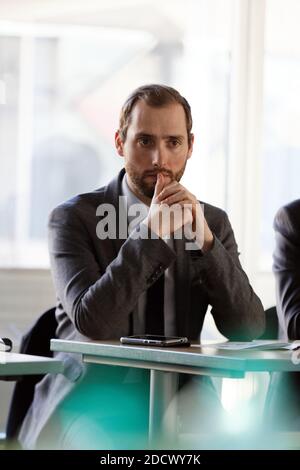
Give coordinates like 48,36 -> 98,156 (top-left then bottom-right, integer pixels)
134,132 -> 185,140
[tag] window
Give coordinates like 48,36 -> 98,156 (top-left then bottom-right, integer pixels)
260,0 -> 300,270
0,0 -> 234,267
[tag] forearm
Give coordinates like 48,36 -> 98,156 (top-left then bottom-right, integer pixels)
72,234 -> 175,338
274,270 -> 300,340
49,206 -> 176,339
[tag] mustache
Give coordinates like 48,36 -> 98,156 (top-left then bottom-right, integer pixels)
143,169 -> 173,178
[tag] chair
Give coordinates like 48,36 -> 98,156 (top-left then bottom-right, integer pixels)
5,307 -> 58,443
259,306 -> 278,339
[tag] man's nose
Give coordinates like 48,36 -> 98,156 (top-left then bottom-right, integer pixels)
152,145 -> 167,167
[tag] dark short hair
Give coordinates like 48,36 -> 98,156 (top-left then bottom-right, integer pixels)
119,84 -> 193,145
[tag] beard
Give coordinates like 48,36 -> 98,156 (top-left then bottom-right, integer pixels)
125,160 -> 187,199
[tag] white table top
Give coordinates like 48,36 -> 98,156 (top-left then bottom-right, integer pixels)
0,352 -> 64,377
50,339 -> 300,378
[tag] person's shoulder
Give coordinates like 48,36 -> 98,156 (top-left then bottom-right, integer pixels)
199,200 -> 228,232
200,200 -> 227,220
274,199 -> 300,236
50,169 -> 124,220
282,199 -> 300,216
49,186 -> 107,223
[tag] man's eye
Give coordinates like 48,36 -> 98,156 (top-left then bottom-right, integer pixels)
138,138 -> 152,146
169,139 -> 180,147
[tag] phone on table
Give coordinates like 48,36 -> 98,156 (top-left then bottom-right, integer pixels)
120,335 -> 190,347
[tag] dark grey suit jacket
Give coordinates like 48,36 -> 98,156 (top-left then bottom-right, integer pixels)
19,169 -> 264,448
273,199 -> 300,340
263,200 -> 300,431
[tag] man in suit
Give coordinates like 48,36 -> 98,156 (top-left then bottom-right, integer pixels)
19,84 -> 265,449
273,200 -> 300,340
265,200 -> 300,430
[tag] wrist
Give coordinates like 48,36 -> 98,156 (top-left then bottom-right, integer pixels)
141,216 -> 162,238
202,232 -> 214,253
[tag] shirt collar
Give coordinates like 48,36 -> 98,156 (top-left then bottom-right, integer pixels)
121,173 -> 149,227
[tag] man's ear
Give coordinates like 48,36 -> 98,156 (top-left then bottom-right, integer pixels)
187,133 -> 194,159
115,131 -> 124,157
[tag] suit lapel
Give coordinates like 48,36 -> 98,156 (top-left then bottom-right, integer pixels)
102,168 -> 142,335
103,168 -> 127,256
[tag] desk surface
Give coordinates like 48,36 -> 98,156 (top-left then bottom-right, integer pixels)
51,339 -> 300,378
0,352 -> 64,377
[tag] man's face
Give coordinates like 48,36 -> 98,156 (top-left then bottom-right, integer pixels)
115,100 -> 194,203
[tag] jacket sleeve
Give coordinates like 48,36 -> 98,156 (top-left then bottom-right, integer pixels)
273,206 -> 300,340
48,204 -> 176,339
191,210 -> 265,340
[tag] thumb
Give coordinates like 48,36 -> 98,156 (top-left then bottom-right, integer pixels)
153,173 -> 165,200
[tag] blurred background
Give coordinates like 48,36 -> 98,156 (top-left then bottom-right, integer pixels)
0,0 -> 300,436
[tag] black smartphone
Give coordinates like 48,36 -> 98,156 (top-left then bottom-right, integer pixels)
120,334 -> 190,347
